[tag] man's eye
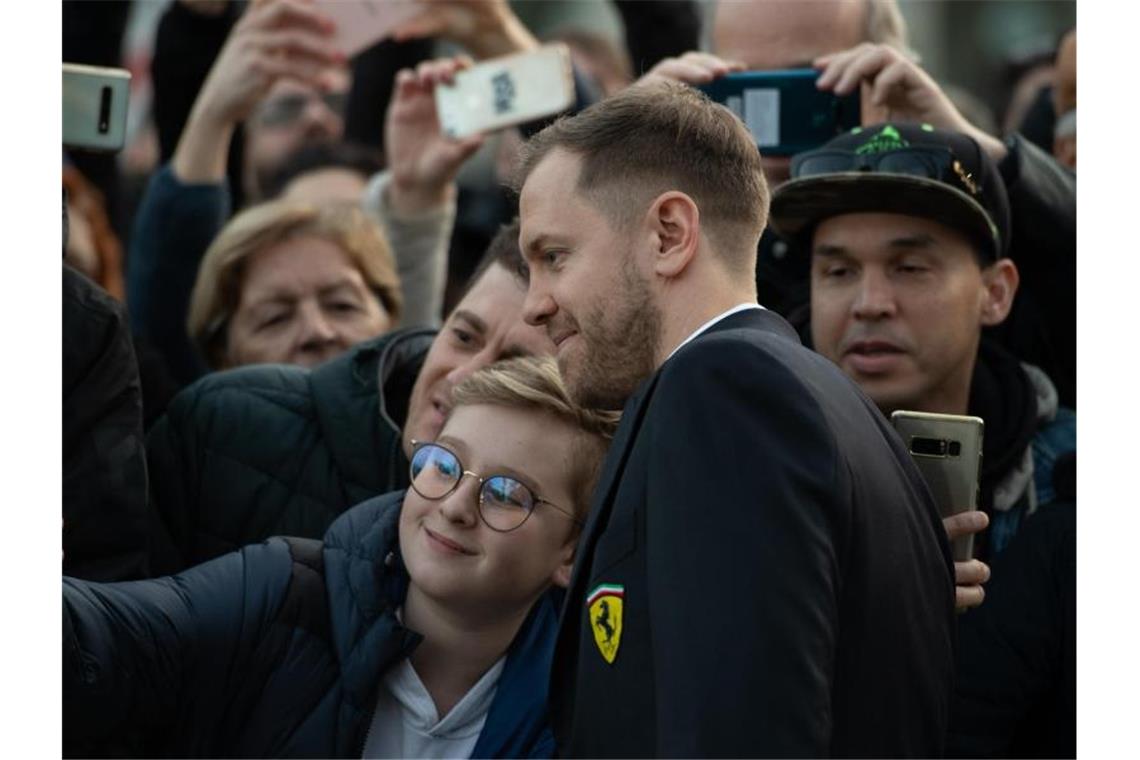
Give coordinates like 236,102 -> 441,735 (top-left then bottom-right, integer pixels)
327,301 -> 360,314
452,328 -> 476,347
897,263 -> 929,275
543,249 -> 566,267
822,266 -> 851,279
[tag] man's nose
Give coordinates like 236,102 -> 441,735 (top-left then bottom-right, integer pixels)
445,346 -> 495,388
851,272 -> 897,321
301,96 -> 343,140
522,282 -> 557,327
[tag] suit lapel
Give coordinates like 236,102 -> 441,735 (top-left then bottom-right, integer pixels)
559,309 -> 797,615
565,375 -> 657,602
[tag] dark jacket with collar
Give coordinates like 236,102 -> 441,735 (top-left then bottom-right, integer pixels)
947,342 -> 1076,759
64,491 -> 558,758
146,328 -> 434,576
551,308 -> 956,758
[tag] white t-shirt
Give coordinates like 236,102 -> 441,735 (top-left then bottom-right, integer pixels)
361,655 -> 506,759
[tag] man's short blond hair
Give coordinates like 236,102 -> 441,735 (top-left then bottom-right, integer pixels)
452,356 -> 621,520
187,199 -> 402,368
513,81 -> 769,275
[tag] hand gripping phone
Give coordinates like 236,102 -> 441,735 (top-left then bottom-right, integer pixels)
699,68 -> 860,156
435,44 -> 576,139
63,63 -> 131,153
891,411 -> 984,562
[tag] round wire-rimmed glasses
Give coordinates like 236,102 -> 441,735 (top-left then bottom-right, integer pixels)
409,440 -> 581,533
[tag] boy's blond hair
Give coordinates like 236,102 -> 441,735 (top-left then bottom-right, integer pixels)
452,356 -> 621,519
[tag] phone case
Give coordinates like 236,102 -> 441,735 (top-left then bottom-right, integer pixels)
319,0 -> 422,58
435,44 -> 575,139
891,411 -> 984,562
699,69 -> 860,156
63,64 -> 131,153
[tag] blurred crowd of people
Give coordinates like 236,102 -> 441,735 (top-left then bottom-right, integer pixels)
62,1 -> 1076,757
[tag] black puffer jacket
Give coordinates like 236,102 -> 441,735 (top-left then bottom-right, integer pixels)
146,328 -> 434,576
65,491 -> 561,758
63,264 -> 149,581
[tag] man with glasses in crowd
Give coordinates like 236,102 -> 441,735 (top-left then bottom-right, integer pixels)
514,81 -> 955,757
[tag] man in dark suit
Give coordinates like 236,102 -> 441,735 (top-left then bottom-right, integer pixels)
512,81 -> 956,757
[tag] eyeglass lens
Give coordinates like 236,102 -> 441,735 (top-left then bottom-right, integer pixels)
259,92 -> 347,127
410,444 -> 537,531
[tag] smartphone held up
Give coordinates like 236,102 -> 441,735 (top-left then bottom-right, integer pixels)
434,44 -> 576,139
63,63 -> 131,153
700,68 -> 860,156
891,411 -> 985,562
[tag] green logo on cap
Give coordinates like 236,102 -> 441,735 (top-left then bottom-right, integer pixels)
854,124 -> 909,155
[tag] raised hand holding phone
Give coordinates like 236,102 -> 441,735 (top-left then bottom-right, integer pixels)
433,44 -> 575,139
385,56 -> 486,215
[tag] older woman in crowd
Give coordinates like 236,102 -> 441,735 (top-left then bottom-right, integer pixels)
187,199 -> 401,370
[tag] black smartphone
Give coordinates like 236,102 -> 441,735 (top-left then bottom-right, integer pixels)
699,68 -> 859,156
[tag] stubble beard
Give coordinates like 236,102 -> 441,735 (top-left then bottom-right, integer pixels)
562,262 -> 662,411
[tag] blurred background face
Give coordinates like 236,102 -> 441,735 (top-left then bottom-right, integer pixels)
245,72 -> 350,198
399,403 -> 579,619
809,212 -> 989,414
712,0 -> 867,184
403,265 -> 557,456
225,235 -> 390,368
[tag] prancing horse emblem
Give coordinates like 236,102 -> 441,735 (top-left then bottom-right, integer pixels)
587,584 -> 624,664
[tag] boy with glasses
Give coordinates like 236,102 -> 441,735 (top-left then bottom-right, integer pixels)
65,356 -> 617,758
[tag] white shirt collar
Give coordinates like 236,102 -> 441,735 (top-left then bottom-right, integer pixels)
665,303 -> 764,361
382,656 -> 505,737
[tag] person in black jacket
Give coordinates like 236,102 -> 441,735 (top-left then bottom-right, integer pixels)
65,356 -> 618,758
62,263 -> 150,582
768,122 -> 1077,757
513,81 -> 954,757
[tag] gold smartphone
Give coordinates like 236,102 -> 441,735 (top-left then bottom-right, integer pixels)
891,411 -> 984,562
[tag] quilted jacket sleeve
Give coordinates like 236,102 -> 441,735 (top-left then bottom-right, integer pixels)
63,541 -> 293,754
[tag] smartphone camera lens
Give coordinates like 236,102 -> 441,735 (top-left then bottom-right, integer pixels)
947,441 -> 961,457
910,436 -> 947,457
98,86 -> 112,134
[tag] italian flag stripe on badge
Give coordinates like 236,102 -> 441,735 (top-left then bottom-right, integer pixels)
587,584 -> 624,605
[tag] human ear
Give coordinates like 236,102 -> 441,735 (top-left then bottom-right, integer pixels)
980,258 -> 1020,327
550,536 -> 578,589
646,191 -> 701,279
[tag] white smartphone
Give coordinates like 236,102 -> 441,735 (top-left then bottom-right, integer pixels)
318,0 -> 423,58
63,63 -> 131,153
435,44 -> 576,139
891,411 -> 985,562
